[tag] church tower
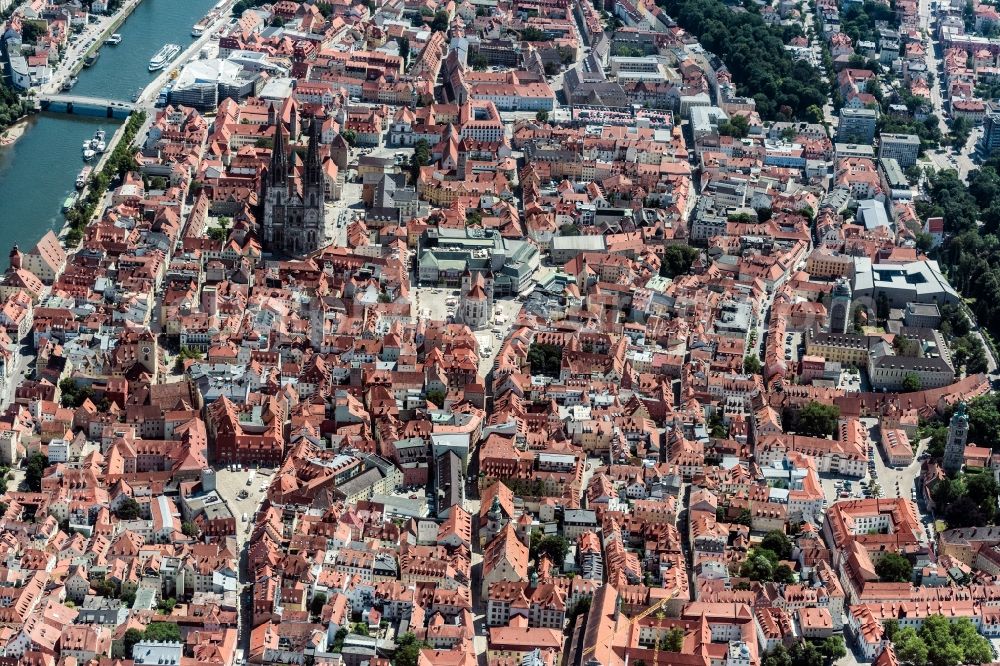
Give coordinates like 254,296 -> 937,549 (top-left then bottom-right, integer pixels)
829,278 -> 852,334
261,117 -> 327,257
944,401 -> 969,475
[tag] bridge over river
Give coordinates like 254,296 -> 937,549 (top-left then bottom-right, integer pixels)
37,94 -> 136,119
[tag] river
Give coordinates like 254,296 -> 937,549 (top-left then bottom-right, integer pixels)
0,0 -> 217,251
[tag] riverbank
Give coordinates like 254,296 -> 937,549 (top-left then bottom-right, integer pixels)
60,110 -> 145,248
0,117 -> 29,147
70,0 -> 145,78
34,0 -> 147,95
0,0 -> 222,260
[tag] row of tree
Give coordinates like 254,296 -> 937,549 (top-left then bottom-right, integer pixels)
886,615 -> 993,666
65,111 -> 147,246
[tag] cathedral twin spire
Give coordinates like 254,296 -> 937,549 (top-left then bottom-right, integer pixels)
268,115 -> 323,192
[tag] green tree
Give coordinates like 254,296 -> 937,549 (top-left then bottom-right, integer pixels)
431,9 -> 450,31
533,535 -> 571,564
933,470 -> 999,525
660,244 -> 700,278
805,104 -> 824,123
661,626 -> 684,652
655,0 -> 828,119
708,410 -> 727,439
122,628 -> 145,658
794,401 -> 840,437
207,218 -> 230,242
394,632 -> 429,666
181,522 -> 198,537
740,547 -> 781,581
789,640 -> 824,666
774,564 -> 796,584
340,129 -> 357,146
143,622 -> 181,643
567,595 -> 591,623
157,597 -> 177,614
20,20 -> 47,44
527,343 -> 563,376
895,626 -> 929,666
743,355 -> 762,375
718,114 -> 750,138
950,115 -> 972,150
310,592 -> 327,616
763,645 -> 792,666
760,530 -> 792,559
331,627 -> 348,652
875,552 -> 912,583
59,377 -> 94,408
469,52 -> 489,69
922,615 -> 992,666
398,37 -> 410,62
535,110 -> 549,122
902,372 -> 923,392
819,636 -> 846,664
25,453 -> 47,492
425,389 -> 446,406
410,139 -> 430,181
951,334 -> 988,374
116,497 -> 142,520
521,26 -> 545,41
893,335 -> 921,357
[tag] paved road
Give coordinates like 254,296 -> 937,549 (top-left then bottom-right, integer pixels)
918,0 -> 981,181
43,0 -> 145,95
213,466 -> 272,654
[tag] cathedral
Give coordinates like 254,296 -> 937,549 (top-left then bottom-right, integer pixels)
261,115 -> 326,257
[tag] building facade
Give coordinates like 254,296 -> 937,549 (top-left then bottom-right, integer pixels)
261,117 -> 326,257
944,401 -> 969,474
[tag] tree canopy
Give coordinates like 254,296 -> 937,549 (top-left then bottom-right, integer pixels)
875,552 -> 913,583
115,497 -> 142,520
394,632 -> 430,666
660,244 -> 700,278
760,531 -> 793,560
793,401 -> 840,437
25,453 -> 47,492
656,0 -> 828,119
740,546 -> 795,583
931,471 -> 998,527
763,637 -> 847,666
528,343 -> 563,377
532,534 -> 571,564
894,615 -> 993,666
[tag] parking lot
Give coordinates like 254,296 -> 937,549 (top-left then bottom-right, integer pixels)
818,419 -> 935,544
213,466 -> 273,550
783,331 -> 804,364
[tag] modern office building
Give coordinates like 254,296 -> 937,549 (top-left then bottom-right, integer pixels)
837,108 -> 878,144
878,133 -> 920,167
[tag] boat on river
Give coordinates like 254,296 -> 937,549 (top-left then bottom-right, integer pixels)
149,43 -> 181,72
62,193 -> 78,212
76,166 -> 92,189
105,33 -> 122,45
